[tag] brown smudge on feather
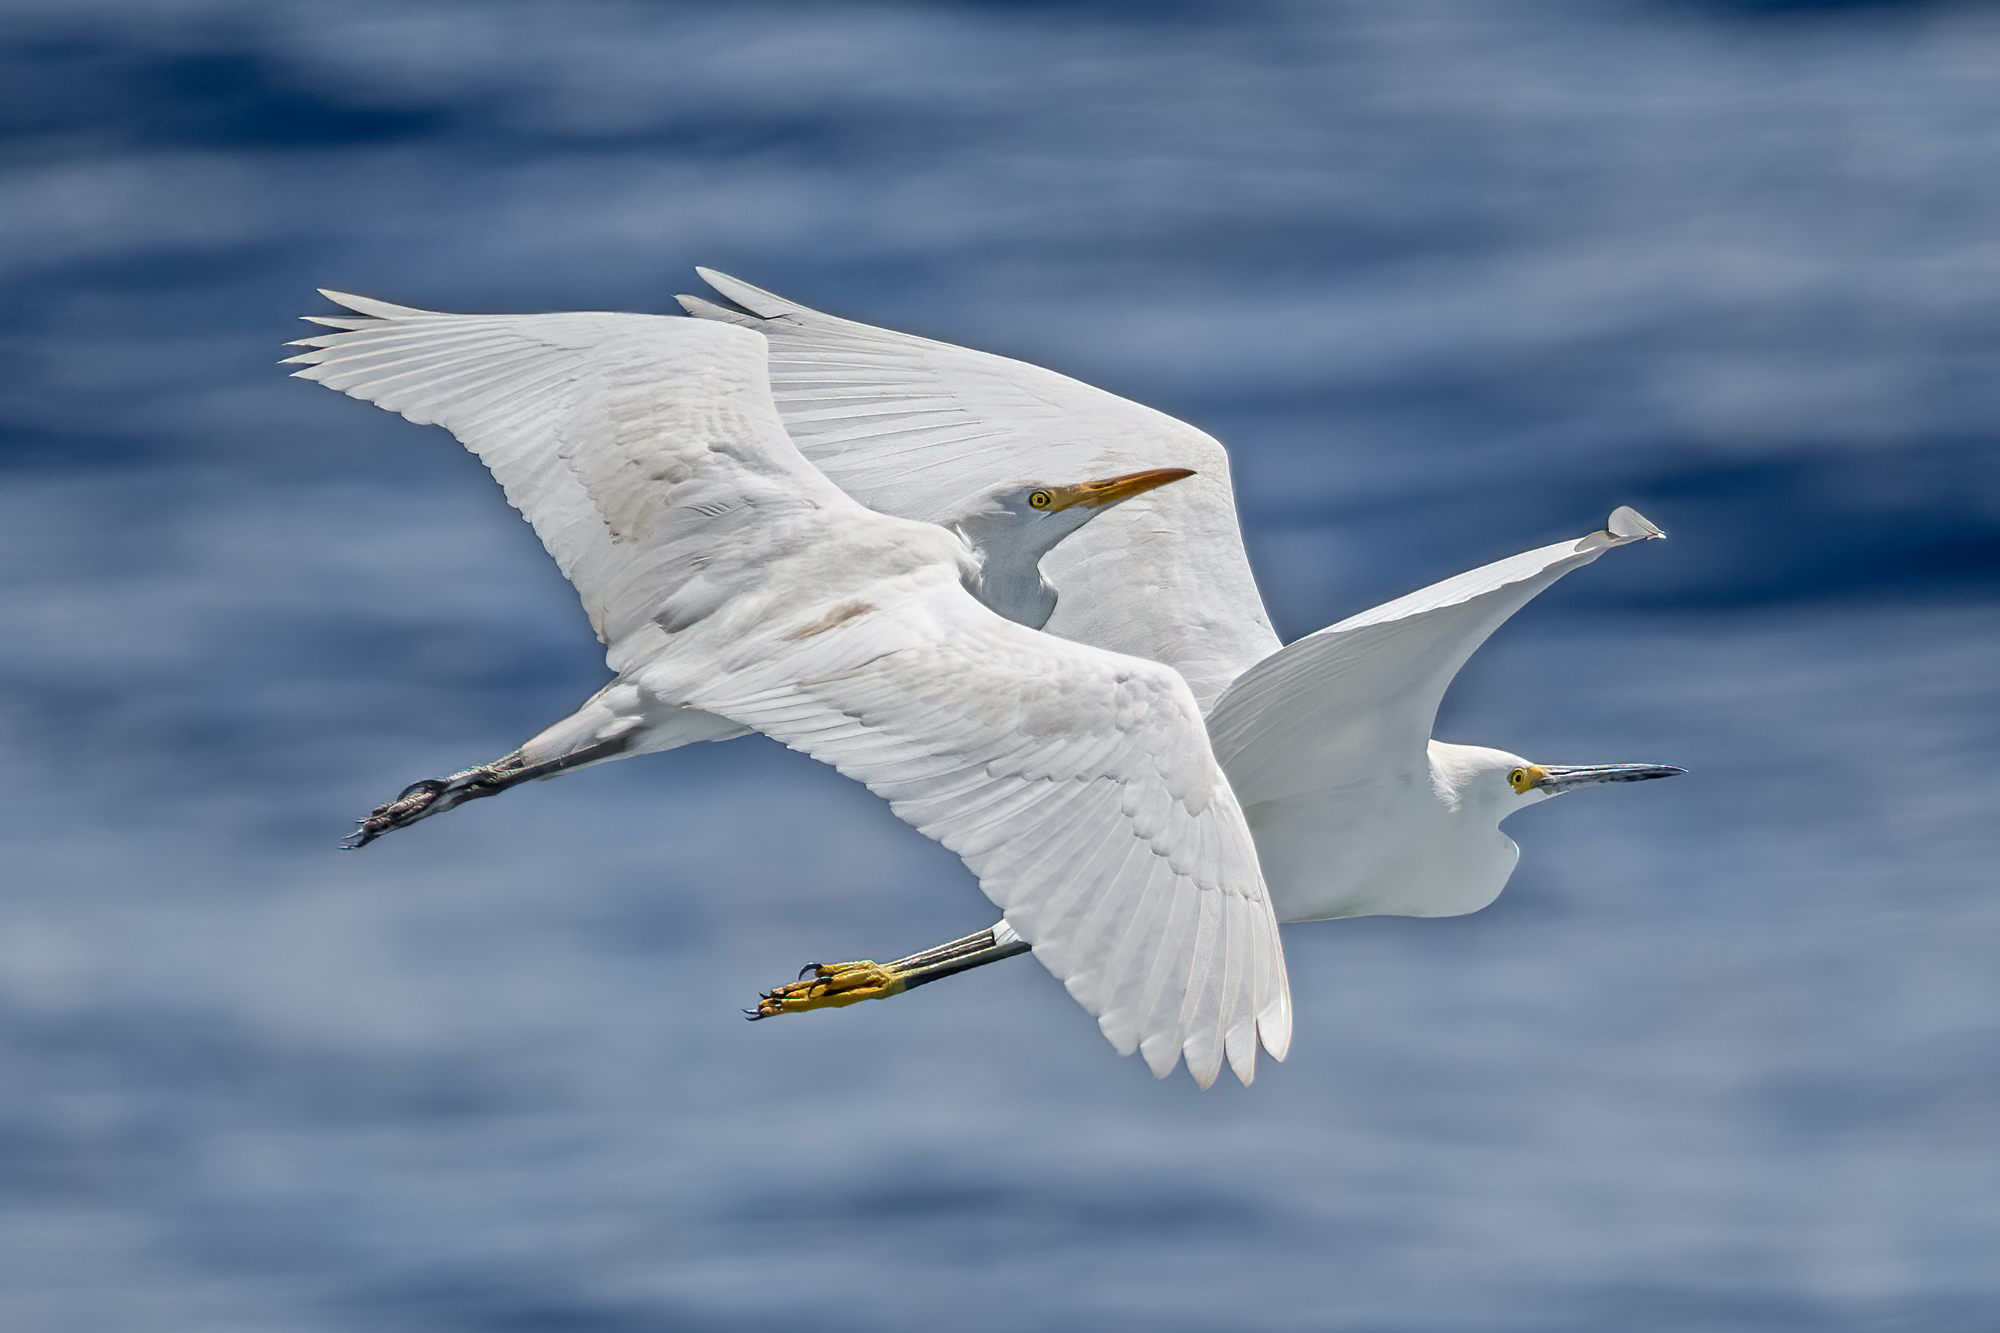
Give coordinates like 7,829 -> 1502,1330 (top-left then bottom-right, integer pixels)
785,600 -> 875,640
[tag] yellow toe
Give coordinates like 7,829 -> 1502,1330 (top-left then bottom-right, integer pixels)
754,961 -> 909,1018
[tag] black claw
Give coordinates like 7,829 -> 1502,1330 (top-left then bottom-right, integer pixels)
796,962 -> 822,981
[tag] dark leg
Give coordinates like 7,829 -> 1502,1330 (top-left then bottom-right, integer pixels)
344,734 -> 631,848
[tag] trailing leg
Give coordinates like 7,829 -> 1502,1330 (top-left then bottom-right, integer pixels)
344,682 -> 748,846
749,922 -> 1033,1018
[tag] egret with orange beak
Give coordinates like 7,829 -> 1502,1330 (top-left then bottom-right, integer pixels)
288,297 -> 1287,1087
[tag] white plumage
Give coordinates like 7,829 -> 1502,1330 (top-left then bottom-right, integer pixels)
680,269 -> 1279,712
289,270 -> 1680,1077
1206,506 -> 1670,921
675,273 -> 1681,926
287,296 -> 1290,1088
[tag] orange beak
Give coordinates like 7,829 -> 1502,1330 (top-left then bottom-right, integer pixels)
1048,467 -> 1196,511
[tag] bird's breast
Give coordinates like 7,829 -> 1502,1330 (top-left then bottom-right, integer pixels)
1248,786 -> 1518,922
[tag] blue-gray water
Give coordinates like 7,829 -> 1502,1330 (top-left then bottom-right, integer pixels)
3,2 -> 1997,1329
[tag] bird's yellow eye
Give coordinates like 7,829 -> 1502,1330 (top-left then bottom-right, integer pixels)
1028,489 -> 1054,509
1508,768 -> 1529,792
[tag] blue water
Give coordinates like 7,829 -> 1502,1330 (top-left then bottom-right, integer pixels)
3,2 -> 1997,1329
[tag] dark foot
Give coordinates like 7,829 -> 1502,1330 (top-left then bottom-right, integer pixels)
343,753 -> 529,848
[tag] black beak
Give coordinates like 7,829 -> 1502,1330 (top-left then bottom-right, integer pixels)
1534,763 -> 1687,793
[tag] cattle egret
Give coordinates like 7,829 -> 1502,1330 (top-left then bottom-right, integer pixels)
286,295 -> 1289,1087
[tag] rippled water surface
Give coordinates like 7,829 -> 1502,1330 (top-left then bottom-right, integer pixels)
3,2 -> 1997,1329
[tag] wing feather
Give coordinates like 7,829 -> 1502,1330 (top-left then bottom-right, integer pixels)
1092,847 -> 1181,1046
1205,512 -> 1665,926
286,299 -> 857,656
689,579 -> 1291,1087
1208,510 -> 1666,808
1136,881 -> 1205,1079
679,270 -> 1280,710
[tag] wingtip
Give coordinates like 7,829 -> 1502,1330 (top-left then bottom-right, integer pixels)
1607,505 -> 1665,541
313,289 -> 432,320
1225,1010 -> 1264,1085
694,267 -> 801,320
1140,1030 -> 1181,1080
1228,1043 -> 1258,1087
1258,1002 -> 1292,1064
1182,1032 -> 1226,1090
676,292 -> 762,326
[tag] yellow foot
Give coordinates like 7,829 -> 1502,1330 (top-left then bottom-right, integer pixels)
751,960 -> 908,1019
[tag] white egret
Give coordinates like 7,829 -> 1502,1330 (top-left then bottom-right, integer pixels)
286,296 -> 1290,1087
1202,505 -> 1682,923
757,507 -> 1682,1014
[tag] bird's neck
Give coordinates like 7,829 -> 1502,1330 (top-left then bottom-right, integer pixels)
945,518 -> 1059,629
968,546 -> 1058,629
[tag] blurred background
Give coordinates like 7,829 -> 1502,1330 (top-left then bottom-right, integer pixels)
2,1 -> 1997,1329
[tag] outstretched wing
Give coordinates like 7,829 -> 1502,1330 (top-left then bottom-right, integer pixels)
679,270 -> 1281,711
288,293 -> 1289,1086
687,569 -> 1290,1089
1206,508 -> 1666,809
284,295 -> 855,671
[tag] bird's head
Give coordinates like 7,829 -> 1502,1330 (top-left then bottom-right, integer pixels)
949,467 -> 1195,627
956,467 -> 1195,556
1435,744 -> 1686,822
1494,751 -> 1687,818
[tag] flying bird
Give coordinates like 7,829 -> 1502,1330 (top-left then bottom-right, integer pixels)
757,506 -> 1683,1013
286,296 -> 1290,1088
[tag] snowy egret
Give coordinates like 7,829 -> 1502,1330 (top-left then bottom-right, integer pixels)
286,296 -> 1290,1087
757,507 -> 1683,1014
1202,505 -> 1684,923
